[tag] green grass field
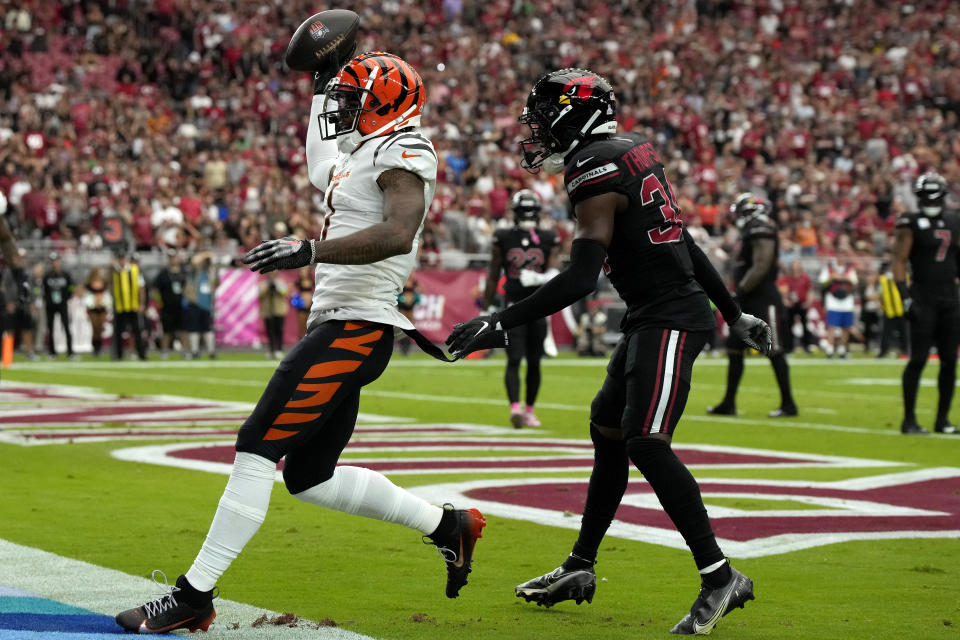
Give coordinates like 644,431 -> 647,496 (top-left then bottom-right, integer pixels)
1,351 -> 959,639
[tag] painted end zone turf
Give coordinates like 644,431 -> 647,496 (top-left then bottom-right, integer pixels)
0,539 -> 376,639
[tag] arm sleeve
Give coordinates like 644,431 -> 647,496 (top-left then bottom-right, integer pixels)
497,238 -> 606,330
684,230 -> 740,324
306,94 -> 338,192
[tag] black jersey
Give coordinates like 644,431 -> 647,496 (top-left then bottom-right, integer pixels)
733,215 -> 780,301
43,270 -> 73,307
564,132 -> 715,332
896,211 -> 960,290
494,227 -> 558,303
154,268 -> 186,309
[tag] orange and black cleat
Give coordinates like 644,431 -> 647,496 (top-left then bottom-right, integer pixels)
116,571 -> 216,634
425,504 -> 487,598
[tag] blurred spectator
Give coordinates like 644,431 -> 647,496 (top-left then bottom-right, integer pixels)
291,266 -> 313,339
258,271 -> 289,359
860,267 -> 883,355
153,251 -> 186,358
183,251 -> 217,359
111,252 -> 147,361
42,253 -> 74,359
395,274 -> 422,355
575,299 -> 607,357
819,261 -> 859,358
83,267 -> 110,357
777,261 -> 814,353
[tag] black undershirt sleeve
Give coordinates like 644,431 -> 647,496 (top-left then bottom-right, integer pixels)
497,238 -> 606,330
684,230 -> 741,325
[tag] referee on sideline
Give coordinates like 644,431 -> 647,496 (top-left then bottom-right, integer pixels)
112,251 -> 147,360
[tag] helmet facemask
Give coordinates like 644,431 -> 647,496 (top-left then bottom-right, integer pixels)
915,172 -> 948,217
520,100 -> 613,175
318,53 -> 425,154
319,82 -> 379,153
511,189 -> 542,228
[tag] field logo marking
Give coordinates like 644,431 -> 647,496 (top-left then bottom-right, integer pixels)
6,381 -> 959,558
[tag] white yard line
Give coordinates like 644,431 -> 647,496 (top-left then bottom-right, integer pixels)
0,538 -> 377,640
7,366 -> 958,440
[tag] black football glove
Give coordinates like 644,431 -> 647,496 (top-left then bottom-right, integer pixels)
445,313 -> 509,359
11,267 -> 30,305
243,236 -> 315,274
895,281 -> 914,317
313,41 -> 358,95
730,312 -> 773,356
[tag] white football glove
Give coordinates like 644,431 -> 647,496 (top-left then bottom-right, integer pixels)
0,190 -> 7,216
730,312 -> 773,356
519,268 -> 547,287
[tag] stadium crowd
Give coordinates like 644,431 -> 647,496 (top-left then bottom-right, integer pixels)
1,0 -> 959,356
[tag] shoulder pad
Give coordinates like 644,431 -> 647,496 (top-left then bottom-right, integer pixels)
745,215 -> 777,236
894,214 -> 915,229
372,130 -> 438,182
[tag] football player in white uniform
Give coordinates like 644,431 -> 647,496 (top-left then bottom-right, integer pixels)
116,52 -> 485,634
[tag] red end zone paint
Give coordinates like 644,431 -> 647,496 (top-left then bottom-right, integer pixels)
466,476 -> 960,541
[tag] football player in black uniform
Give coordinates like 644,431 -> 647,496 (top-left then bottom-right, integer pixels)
483,189 -> 559,428
0,190 -> 30,370
447,69 -> 768,635
706,194 -> 798,418
893,172 -> 960,435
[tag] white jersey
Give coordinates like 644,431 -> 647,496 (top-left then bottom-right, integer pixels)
305,109 -> 437,330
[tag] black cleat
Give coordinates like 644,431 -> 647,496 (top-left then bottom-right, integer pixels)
115,572 -> 215,634
768,405 -> 798,418
706,403 -> 736,416
901,420 -> 930,435
670,565 -> 754,635
515,564 -> 596,608
934,422 -> 959,434
425,504 -> 486,598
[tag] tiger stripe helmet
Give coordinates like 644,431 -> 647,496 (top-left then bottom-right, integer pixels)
319,51 -> 426,152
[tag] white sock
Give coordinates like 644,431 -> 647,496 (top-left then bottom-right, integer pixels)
294,466 -> 442,535
185,452 -> 276,591
189,333 -> 200,354
204,331 -> 215,354
699,558 -> 727,574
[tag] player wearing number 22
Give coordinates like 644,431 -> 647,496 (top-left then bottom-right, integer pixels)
115,50 -> 485,634
893,171 -> 960,435
446,68 -> 768,635
484,189 -> 560,428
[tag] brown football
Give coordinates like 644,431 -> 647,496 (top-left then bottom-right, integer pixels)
284,9 -> 360,73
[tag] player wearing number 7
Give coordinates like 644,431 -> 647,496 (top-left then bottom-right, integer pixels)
446,68 -> 768,635
892,171 -> 960,435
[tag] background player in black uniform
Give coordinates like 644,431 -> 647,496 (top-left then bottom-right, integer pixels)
0,190 -> 30,367
42,252 -> 75,359
707,194 -> 798,418
447,68 -> 770,635
483,189 -> 559,428
892,172 -> 960,435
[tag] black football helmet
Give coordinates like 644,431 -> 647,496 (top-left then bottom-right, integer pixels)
511,189 -> 542,228
729,193 -> 770,229
519,68 -> 617,174
915,171 -> 948,217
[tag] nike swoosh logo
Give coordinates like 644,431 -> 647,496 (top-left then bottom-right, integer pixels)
575,156 -> 595,167
473,321 -> 489,338
691,587 -> 734,633
402,150 -> 421,158
451,537 -> 466,568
